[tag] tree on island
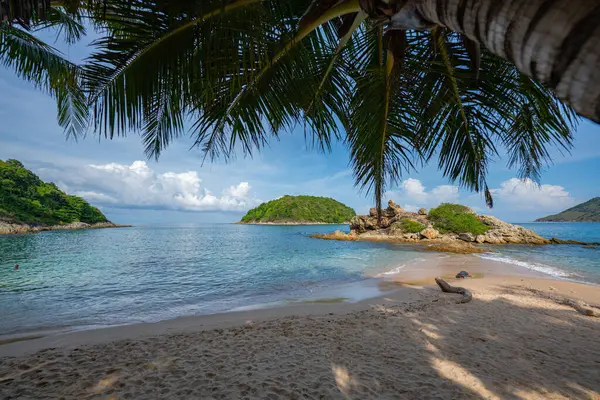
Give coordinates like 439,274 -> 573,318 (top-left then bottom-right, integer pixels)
3,1 -> 598,220
0,159 -> 108,225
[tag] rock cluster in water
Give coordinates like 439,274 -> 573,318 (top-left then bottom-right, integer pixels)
314,200 -> 548,247
0,221 -> 130,235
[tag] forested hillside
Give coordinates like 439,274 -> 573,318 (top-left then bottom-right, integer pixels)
0,159 -> 108,225
240,195 -> 355,224
535,198 -> 600,222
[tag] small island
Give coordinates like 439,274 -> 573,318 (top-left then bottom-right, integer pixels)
239,195 -> 356,225
313,200 -> 549,253
535,197 -> 600,222
0,159 -> 129,234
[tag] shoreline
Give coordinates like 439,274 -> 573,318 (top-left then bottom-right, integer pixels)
1,272 -> 599,399
1,252 -> 600,398
0,221 -> 132,235
235,221 -> 349,225
1,253 -> 597,354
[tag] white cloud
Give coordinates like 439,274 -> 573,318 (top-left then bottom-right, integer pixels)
430,185 -> 460,203
402,204 -> 420,213
45,161 -> 260,212
399,178 -> 427,202
490,178 -> 575,211
387,178 -> 460,209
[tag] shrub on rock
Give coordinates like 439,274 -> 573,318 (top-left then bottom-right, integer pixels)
428,203 -> 489,236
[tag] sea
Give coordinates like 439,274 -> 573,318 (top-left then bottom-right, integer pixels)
1,222 -> 599,336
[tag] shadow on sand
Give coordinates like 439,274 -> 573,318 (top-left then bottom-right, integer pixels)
1,283 -> 599,399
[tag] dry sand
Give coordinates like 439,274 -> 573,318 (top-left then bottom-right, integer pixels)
1,256 -> 600,399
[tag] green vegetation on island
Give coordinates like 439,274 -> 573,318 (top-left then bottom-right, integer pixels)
394,218 -> 426,234
428,203 -> 489,235
535,198 -> 600,222
240,195 -> 355,224
0,159 -> 108,226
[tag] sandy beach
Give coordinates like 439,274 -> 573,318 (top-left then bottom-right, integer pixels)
1,255 -> 600,399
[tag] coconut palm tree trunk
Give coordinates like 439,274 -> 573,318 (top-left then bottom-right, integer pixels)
414,0 -> 600,123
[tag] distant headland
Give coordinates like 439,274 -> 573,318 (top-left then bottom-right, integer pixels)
535,197 -> 600,222
0,159 -> 130,234
238,195 -> 356,225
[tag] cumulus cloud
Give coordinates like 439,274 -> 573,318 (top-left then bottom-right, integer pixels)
43,161 -> 260,212
387,178 -> 460,209
430,185 -> 460,203
399,178 -> 427,202
490,178 -> 575,211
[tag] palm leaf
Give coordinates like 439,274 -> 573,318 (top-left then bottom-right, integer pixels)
0,22 -> 87,138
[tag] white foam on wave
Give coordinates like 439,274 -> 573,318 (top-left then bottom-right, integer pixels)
477,253 -> 571,278
377,264 -> 406,276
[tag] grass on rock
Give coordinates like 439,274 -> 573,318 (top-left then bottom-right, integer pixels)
428,203 -> 489,235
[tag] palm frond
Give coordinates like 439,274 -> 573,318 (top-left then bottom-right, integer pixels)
347,26 -> 417,217
36,6 -> 86,44
502,76 -> 576,182
1,22 -> 87,137
5,1 -> 574,210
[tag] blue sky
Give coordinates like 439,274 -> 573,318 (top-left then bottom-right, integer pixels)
1,29 -> 599,224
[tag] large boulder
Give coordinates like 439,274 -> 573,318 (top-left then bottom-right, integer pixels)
458,232 -> 475,242
369,207 -> 378,217
402,233 -> 420,241
418,208 -> 427,215
385,200 -> 404,217
420,227 -> 439,240
480,234 -> 506,244
388,221 -> 404,236
379,217 -> 393,229
350,215 -> 381,232
349,216 -> 366,232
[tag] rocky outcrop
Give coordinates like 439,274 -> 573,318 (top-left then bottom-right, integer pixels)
351,200 -> 428,233
458,232 -> 475,242
549,238 -> 600,246
0,221 -> 131,235
420,227 -> 439,240
318,201 -> 553,251
476,215 -> 549,245
0,222 -> 32,235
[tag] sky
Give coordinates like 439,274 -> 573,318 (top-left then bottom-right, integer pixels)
1,28 -> 600,224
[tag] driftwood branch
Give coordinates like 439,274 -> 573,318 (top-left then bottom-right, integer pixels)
435,277 -> 472,303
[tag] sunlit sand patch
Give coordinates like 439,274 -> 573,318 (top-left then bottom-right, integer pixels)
423,341 -> 440,354
91,373 -> 119,393
421,328 -> 440,340
331,364 -> 358,397
565,382 -> 600,399
432,357 -> 499,399
419,322 -> 440,339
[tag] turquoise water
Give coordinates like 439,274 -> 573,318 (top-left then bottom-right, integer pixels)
0,225 -> 424,335
1,222 -> 599,335
478,222 -> 600,284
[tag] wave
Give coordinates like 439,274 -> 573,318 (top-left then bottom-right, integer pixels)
476,254 -> 572,278
377,264 -> 406,276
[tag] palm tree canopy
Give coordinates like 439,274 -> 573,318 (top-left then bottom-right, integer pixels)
1,0 -> 580,214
